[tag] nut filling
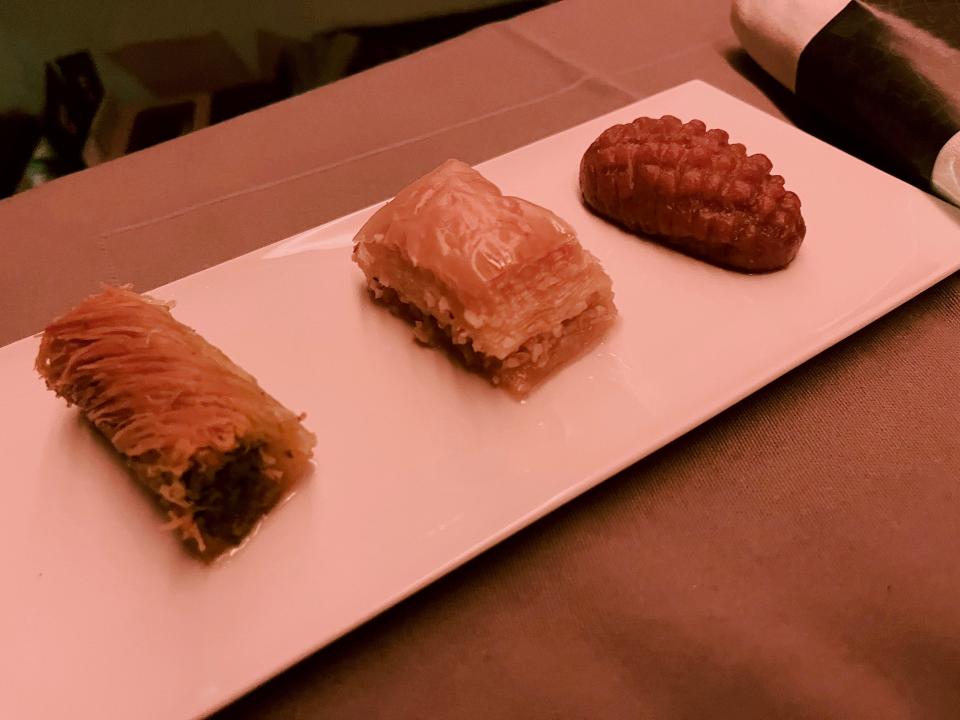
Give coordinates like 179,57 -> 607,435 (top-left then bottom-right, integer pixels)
179,444 -> 282,549
369,277 -> 613,395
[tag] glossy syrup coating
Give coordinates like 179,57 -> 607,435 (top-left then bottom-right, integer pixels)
579,115 -> 805,271
354,159 -> 578,299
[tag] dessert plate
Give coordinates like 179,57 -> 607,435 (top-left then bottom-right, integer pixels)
2,80 -> 959,719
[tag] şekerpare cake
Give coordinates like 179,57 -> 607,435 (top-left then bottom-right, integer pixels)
579,115 -> 805,272
352,159 -> 617,396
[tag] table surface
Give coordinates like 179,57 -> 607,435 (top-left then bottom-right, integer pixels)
4,1 -> 959,718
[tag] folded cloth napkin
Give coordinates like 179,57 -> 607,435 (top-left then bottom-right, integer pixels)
732,0 -> 960,207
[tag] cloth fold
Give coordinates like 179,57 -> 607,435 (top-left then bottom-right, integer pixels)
732,0 -> 960,206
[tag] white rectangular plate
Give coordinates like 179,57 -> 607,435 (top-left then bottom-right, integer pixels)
3,81 -> 960,719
